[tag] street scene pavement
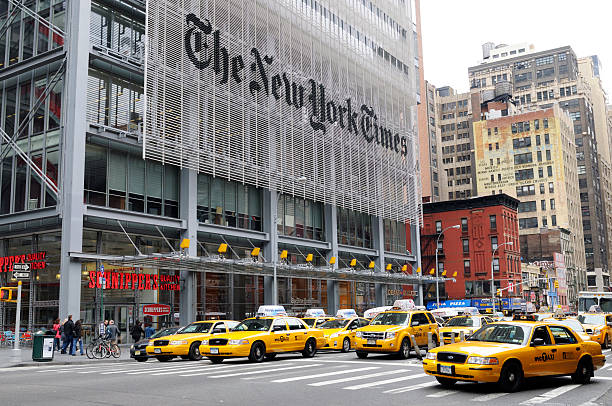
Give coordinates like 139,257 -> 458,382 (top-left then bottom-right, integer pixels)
1,349 -> 611,406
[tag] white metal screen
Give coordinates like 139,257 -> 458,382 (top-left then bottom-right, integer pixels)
144,0 -> 421,223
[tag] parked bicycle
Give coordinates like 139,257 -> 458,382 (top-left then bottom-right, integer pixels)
86,336 -> 121,359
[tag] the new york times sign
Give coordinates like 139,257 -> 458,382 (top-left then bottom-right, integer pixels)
184,14 -> 408,156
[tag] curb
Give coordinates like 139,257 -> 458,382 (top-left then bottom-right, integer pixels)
4,356 -> 133,368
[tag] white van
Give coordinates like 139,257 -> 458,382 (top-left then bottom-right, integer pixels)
256,305 -> 287,317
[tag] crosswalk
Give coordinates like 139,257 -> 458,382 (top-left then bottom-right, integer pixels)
27,352 -> 612,404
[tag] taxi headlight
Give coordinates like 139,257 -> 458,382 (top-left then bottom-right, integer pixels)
201,340 -> 209,345
147,341 -> 154,346
169,340 -> 188,346
130,345 -> 134,350
467,356 -> 499,365
594,329 -> 602,335
229,339 -> 250,345
425,352 -> 437,360
355,331 -> 362,338
386,332 -> 396,339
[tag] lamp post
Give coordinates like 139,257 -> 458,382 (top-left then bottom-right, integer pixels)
435,224 -> 460,308
273,176 -> 307,305
491,241 -> 513,314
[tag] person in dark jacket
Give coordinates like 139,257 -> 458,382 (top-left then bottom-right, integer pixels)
73,320 -> 84,356
61,315 -> 75,355
131,320 -> 144,342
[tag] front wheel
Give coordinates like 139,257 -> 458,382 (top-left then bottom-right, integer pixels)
571,358 -> 593,384
435,376 -> 457,388
398,338 -> 411,359
110,344 -> 121,358
356,351 -> 368,359
249,342 -> 266,363
302,338 -> 317,358
341,337 -> 351,353
86,343 -> 95,359
188,342 -> 202,361
498,362 -> 524,392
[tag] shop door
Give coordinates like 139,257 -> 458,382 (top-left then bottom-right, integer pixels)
104,305 -> 135,344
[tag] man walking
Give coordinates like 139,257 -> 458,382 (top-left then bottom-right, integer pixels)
131,320 -> 144,343
106,320 -> 119,344
61,315 -> 75,355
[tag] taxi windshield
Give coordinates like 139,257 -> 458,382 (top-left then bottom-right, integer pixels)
577,314 -> 606,325
467,324 -> 527,345
446,316 -> 477,327
177,323 -> 212,334
232,319 -> 273,331
319,319 -> 350,329
544,319 -> 584,332
371,312 -> 408,326
302,319 -> 316,327
150,328 -> 178,339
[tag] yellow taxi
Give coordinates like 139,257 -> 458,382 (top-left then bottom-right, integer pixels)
301,316 -> 334,328
354,309 -> 439,359
423,314 -> 606,392
318,317 -> 370,352
199,316 -> 325,363
577,313 -> 612,348
439,315 -> 494,345
146,320 -> 238,362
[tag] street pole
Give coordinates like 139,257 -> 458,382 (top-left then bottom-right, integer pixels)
491,241 -> 513,314
435,225 -> 460,309
11,281 -> 22,363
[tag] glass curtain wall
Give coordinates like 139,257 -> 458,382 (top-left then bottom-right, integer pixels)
277,195 -> 324,241
337,207 -> 372,248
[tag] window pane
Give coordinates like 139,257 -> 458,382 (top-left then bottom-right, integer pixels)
146,161 -> 162,198
84,144 -> 107,206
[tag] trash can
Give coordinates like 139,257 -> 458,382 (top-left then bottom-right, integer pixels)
32,330 -> 55,362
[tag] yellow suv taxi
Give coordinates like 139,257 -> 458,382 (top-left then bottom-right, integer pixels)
423,315 -> 606,392
439,315 -> 494,344
319,317 -> 370,352
199,316 -> 325,363
577,313 -> 612,348
146,320 -> 238,362
354,310 -> 439,359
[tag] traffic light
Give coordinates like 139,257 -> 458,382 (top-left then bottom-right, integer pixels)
0,287 -> 17,303
554,280 -> 559,289
497,289 -> 502,297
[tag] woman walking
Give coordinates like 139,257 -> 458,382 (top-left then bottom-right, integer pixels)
73,320 -> 84,356
52,319 -> 61,351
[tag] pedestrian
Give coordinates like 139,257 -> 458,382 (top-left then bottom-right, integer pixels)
61,315 -> 75,355
59,318 -> 67,353
105,320 -> 119,344
73,319 -> 84,356
52,319 -> 61,351
144,324 -> 155,339
131,320 -> 144,342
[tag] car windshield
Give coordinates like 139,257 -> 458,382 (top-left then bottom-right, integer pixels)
577,314 -> 606,325
232,319 -> 273,331
302,319 -> 316,327
371,312 -> 408,326
150,328 -> 177,339
467,324 -> 527,345
544,319 -> 584,332
177,322 -> 212,334
319,319 -> 350,329
446,316 -> 477,327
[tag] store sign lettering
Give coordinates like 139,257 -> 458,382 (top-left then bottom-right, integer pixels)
87,271 -> 180,291
184,14 -> 408,156
0,251 -> 47,273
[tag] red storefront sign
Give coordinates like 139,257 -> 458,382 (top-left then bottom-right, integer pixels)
87,271 -> 180,291
0,251 -> 47,272
143,304 -> 172,316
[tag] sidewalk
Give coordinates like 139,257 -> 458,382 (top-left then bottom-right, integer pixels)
0,344 -> 132,368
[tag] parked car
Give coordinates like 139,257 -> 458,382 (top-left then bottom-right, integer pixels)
131,327 -> 180,362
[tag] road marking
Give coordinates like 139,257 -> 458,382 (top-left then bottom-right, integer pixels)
37,363 -> 134,372
150,363 -> 245,376
98,364 -> 188,375
595,376 -> 612,380
383,381 -> 437,394
343,373 -> 427,390
271,367 -> 379,383
125,364 -> 207,375
426,389 -> 457,398
308,369 -> 410,387
179,363 -> 285,377
209,364 -> 322,378
520,384 -> 581,404
472,393 -> 507,402
300,359 -> 418,367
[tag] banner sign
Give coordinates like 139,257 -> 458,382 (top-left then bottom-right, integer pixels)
143,304 -> 172,316
0,251 -> 47,272
87,271 -> 180,291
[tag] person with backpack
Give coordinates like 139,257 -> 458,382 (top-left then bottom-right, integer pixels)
131,320 -> 144,343
73,320 -> 84,356
52,319 -> 61,351
61,315 -> 75,355
105,320 -> 119,344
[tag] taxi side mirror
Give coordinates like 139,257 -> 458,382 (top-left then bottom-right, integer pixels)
531,338 -> 545,346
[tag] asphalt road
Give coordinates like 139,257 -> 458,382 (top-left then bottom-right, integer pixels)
1,349 -> 612,406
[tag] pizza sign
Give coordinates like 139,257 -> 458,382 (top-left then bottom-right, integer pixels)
142,304 -> 172,316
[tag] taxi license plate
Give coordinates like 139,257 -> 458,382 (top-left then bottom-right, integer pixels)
367,339 -> 376,345
440,365 -> 452,375
135,350 -> 141,355
210,348 -> 219,354
154,348 -> 161,354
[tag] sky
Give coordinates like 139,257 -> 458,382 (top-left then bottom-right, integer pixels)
420,0 -> 612,100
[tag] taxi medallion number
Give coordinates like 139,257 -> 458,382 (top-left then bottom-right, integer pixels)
210,348 -> 219,354
440,364 -> 452,374
154,348 -> 161,354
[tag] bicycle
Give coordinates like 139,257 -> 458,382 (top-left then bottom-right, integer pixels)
86,337 -> 121,359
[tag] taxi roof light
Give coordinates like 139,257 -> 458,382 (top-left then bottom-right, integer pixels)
512,313 -> 537,322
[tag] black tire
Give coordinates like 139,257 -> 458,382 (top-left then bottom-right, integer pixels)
302,338 -> 317,358
249,342 -> 266,363
602,335 -> 609,350
572,358 -> 593,384
356,351 -> 368,359
188,342 -> 202,361
498,361 -> 524,392
264,353 -> 277,360
156,355 -> 174,362
135,357 -> 148,362
398,337 -> 411,359
435,376 -> 457,388
341,337 -> 351,353
209,357 -> 224,364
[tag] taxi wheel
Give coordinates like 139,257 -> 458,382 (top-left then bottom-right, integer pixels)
435,376 -> 457,388
498,361 -> 524,392
603,335 -> 609,350
398,338 -> 411,360
188,342 -> 202,361
572,358 -> 593,384
341,338 -> 351,353
209,357 -> 224,364
249,342 -> 266,363
356,351 -> 368,359
302,338 -> 317,358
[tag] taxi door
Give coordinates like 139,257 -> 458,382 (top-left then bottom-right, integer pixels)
548,325 -> 581,374
270,318 -> 291,352
286,318 -> 307,350
606,315 -> 612,339
409,313 -> 427,346
527,326 -> 556,375
424,312 -> 439,341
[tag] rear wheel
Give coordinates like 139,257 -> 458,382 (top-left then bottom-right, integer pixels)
188,342 -> 202,361
356,351 -> 368,359
249,342 -> 266,363
498,361 -> 524,392
209,357 -> 224,364
135,357 -> 148,362
302,338 -> 317,358
435,376 -> 457,388
572,358 -> 593,384
156,355 -> 173,362
110,344 -> 121,359
341,337 -> 351,353
397,337 -> 411,359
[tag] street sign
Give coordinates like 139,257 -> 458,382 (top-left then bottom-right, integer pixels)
13,263 -> 30,272
13,271 -> 30,279
143,304 -> 172,316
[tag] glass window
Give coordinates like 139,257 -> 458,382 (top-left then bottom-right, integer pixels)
491,236 -> 498,251
462,239 -> 469,254
461,217 -> 468,232
435,220 -> 442,233
490,215 -> 497,230
464,260 -> 470,274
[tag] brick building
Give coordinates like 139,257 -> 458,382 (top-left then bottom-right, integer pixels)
421,194 -> 521,304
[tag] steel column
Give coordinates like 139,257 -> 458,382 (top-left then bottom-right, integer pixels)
373,216 -> 385,307
262,190 -> 277,305
179,169 -> 197,325
324,204 -> 339,314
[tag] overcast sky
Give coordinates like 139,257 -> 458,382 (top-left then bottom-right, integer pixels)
420,0 -> 611,101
